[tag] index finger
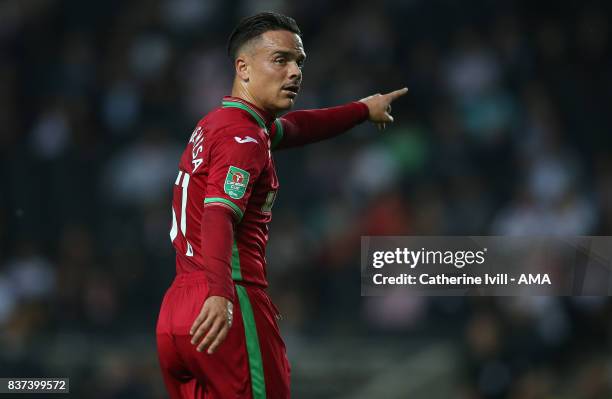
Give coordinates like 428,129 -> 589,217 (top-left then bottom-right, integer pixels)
385,87 -> 408,101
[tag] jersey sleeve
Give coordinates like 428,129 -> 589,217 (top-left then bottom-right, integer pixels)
200,205 -> 235,301
270,118 -> 285,150
204,127 -> 268,222
270,101 -> 369,150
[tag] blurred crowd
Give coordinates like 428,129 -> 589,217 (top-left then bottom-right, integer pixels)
1,0 -> 611,397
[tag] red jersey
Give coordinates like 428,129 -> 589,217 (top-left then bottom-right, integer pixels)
170,96 -> 283,289
168,95 -> 368,299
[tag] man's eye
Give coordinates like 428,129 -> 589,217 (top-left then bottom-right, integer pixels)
274,58 -> 286,64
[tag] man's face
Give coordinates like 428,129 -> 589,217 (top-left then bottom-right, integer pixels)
239,30 -> 306,113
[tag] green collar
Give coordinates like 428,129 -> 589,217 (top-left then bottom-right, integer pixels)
221,100 -> 267,131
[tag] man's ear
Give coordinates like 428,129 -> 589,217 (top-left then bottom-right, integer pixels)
236,57 -> 249,82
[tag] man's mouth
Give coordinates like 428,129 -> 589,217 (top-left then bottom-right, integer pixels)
282,84 -> 300,98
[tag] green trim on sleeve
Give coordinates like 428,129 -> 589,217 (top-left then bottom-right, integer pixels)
271,119 -> 284,150
203,197 -> 244,221
236,285 -> 266,399
222,101 -> 267,131
231,240 -> 242,281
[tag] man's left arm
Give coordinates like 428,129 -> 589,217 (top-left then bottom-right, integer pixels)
272,87 -> 408,150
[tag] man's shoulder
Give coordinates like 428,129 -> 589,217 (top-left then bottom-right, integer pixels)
202,106 -> 262,134
199,108 -> 268,154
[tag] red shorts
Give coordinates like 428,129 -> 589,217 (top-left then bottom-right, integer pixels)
156,272 -> 291,399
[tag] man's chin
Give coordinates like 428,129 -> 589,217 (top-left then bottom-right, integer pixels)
275,98 -> 296,112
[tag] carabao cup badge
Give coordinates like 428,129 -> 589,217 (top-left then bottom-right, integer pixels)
224,166 -> 250,199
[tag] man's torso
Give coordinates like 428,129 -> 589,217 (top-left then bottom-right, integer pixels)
169,98 -> 282,288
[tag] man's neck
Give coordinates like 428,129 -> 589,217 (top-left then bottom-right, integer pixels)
226,87 -> 276,127
230,85 -> 276,117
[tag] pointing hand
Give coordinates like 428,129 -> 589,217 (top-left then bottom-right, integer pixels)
359,87 -> 409,131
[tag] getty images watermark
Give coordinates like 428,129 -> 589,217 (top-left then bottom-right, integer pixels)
361,236 -> 612,296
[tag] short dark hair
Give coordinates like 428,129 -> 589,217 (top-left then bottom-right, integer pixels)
227,12 -> 301,61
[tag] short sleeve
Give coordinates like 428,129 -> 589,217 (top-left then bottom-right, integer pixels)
204,128 -> 268,222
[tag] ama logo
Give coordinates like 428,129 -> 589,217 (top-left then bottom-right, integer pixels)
518,274 -> 551,285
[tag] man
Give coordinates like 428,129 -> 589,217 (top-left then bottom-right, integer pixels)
156,11 -> 407,399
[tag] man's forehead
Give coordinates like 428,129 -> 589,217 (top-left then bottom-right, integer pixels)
255,30 -> 305,56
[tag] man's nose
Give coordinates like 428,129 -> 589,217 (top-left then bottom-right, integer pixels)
288,61 -> 301,80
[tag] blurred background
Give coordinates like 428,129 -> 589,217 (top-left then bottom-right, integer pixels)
1,0 -> 611,397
